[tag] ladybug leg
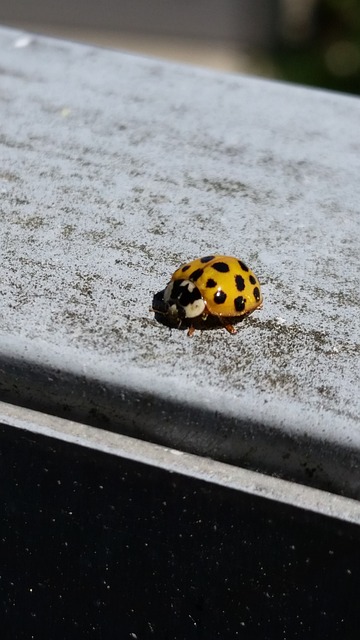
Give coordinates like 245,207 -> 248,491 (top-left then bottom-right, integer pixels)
224,323 -> 237,335
219,318 -> 237,334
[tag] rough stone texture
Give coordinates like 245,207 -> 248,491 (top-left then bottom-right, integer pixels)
0,27 -> 359,498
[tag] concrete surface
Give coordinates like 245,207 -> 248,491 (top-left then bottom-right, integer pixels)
0,27 -> 359,498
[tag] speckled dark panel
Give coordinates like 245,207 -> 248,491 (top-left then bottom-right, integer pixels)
1,423 -> 359,639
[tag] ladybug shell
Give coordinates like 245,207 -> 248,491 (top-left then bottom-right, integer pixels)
171,255 -> 262,318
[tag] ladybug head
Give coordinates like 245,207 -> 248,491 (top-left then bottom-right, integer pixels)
163,279 -> 206,319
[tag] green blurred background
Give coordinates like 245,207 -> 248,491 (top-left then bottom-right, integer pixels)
274,0 -> 360,95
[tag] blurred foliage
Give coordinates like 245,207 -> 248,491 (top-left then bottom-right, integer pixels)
273,0 -> 360,95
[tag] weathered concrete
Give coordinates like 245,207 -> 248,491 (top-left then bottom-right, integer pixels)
0,27 -> 359,497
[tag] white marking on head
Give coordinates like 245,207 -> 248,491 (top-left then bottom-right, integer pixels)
163,279 -> 205,319
163,281 -> 174,303
183,298 -> 206,318
167,303 -> 179,318
180,280 -> 195,292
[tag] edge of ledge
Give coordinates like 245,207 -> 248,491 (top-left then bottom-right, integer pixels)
1,399 -> 360,526
0,335 -> 359,501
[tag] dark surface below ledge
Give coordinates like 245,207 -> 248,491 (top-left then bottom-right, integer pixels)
1,422 -> 360,639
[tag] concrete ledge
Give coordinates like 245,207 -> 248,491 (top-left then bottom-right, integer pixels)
1,336 -> 359,499
0,27 -> 359,498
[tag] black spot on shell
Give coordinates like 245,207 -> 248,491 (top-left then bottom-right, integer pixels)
189,268 -> 204,281
238,260 -> 249,272
234,296 -> 246,312
200,255 -> 215,263
181,265 -> 190,272
206,278 -> 217,288
253,286 -> 261,302
214,290 -> 227,304
249,275 -> 256,285
212,261 -> 230,273
235,274 -> 245,292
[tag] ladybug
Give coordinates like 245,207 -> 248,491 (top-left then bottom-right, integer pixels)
152,255 -> 262,336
